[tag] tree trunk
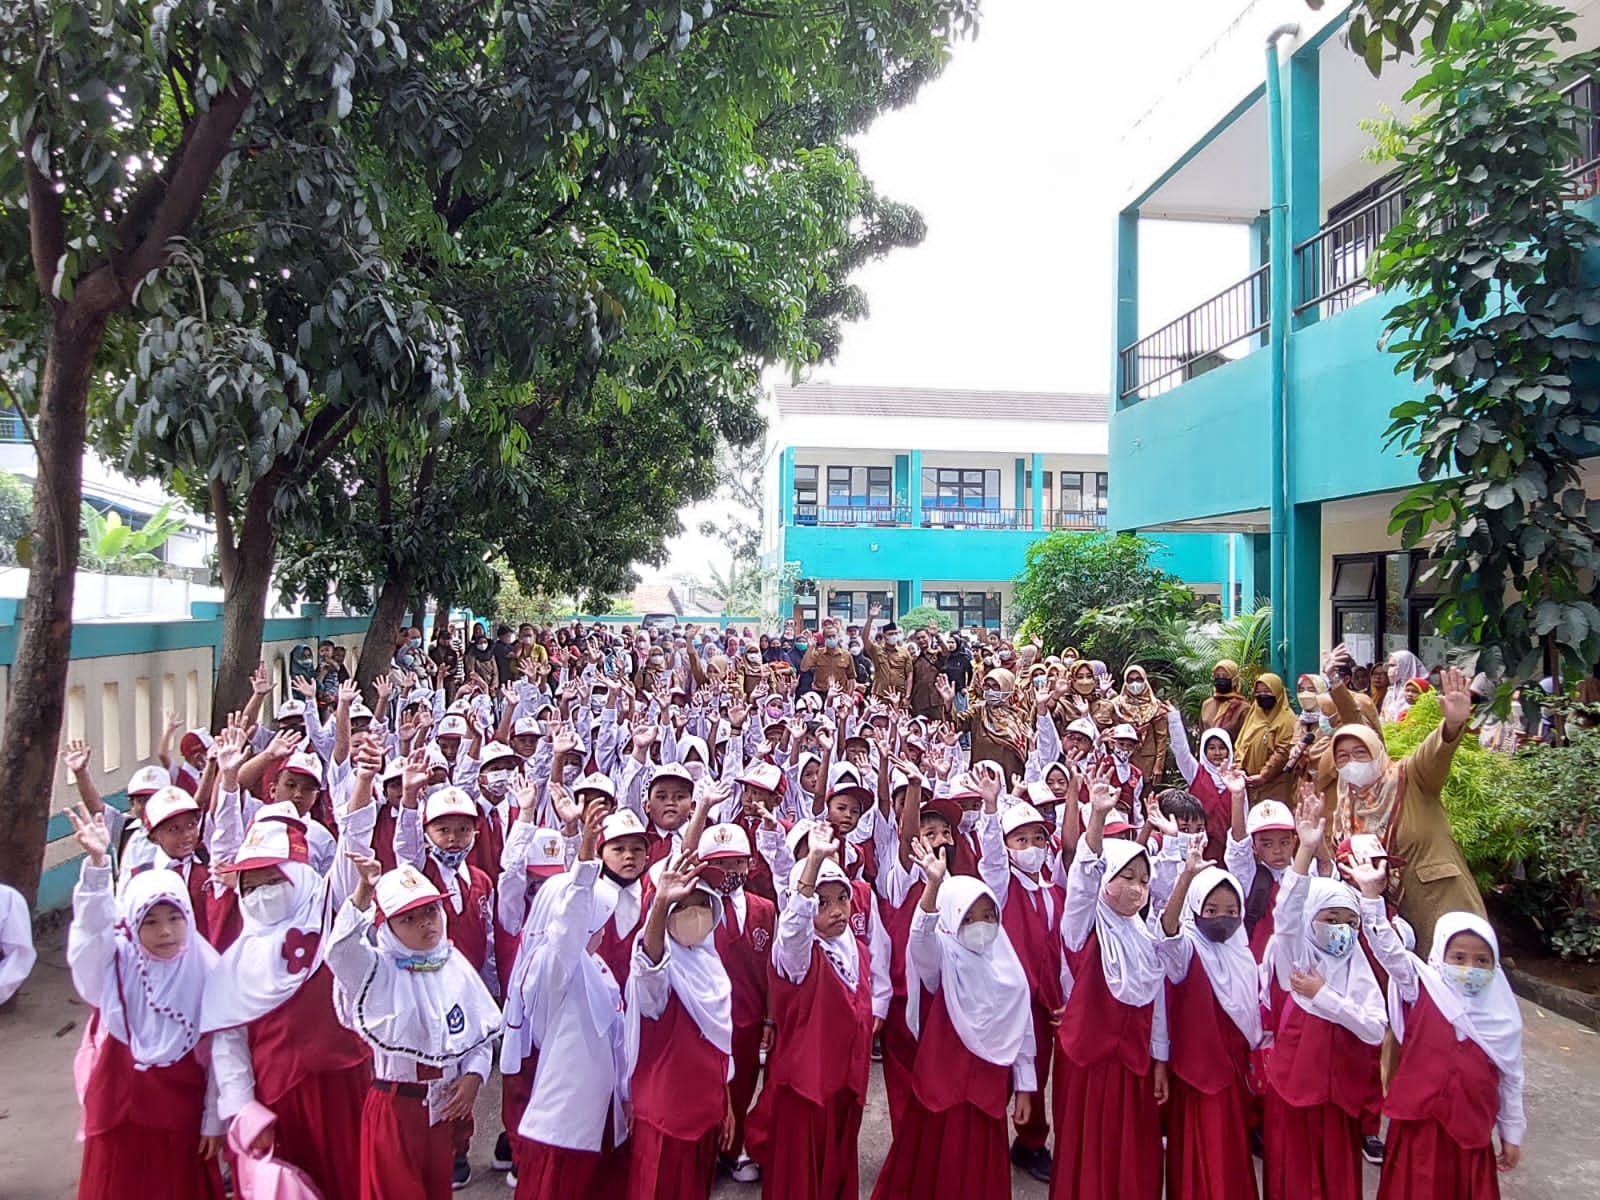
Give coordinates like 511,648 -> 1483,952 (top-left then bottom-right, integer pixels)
0,306 -> 107,904
356,571 -> 414,705
410,594 -> 428,637
433,592 -> 454,644
211,482 -> 279,729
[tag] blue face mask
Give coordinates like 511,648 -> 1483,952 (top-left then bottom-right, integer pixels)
1312,920 -> 1357,958
1439,962 -> 1494,997
429,843 -> 470,872
824,636 -> 838,649
395,944 -> 451,972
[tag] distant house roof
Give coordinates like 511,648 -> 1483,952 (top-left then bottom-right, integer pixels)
628,583 -> 680,615
775,384 -> 1108,424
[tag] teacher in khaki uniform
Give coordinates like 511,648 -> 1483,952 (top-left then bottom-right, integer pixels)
861,603 -> 912,702
799,618 -> 856,696
1328,665 -> 1485,957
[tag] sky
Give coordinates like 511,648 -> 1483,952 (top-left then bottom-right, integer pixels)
655,0 -> 1257,583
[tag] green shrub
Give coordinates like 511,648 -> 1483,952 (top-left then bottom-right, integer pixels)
897,605 -> 954,633
1506,727 -> 1600,961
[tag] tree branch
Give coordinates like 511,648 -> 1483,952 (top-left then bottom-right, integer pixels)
209,475 -> 238,588
24,155 -> 66,308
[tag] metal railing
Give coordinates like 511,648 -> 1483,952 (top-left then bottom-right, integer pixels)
792,503 -> 910,527
919,507 -> 1033,530
0,410 -> 27,443
1045,509 -> 1108,530
1117,265 -> 1270,400
1294,184 -> 1408,319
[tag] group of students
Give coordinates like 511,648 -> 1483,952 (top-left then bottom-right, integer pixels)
50,621 -> 1528,1200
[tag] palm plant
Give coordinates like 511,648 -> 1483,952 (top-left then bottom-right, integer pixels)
79,501 -> 186,575
1171,602 -> 1274,722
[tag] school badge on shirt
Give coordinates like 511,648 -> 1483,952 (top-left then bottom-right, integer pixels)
446,1004 -> 465,1035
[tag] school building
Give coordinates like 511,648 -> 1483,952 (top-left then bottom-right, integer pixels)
1107,1 -> 1600,674
761,383 -> 1248,631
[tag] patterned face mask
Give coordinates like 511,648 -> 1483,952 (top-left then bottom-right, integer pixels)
428,843 -> 470,872
1439,962 -> 1494,997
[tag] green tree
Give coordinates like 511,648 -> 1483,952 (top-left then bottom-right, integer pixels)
698,439 -> 773,567
1307,0 -> 1468,74
0,470 -> 31,564
1012,532 -> 1195,660
898,604 -> 954,633
78,501 -> 187,575
1370,0 -> 1600,686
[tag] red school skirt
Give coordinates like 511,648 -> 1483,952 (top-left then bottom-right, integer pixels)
1048,1047 -> 1162,1200
1165,1074 -> 1258,1200
624,1121 -> 719,1200
515,1125 -> 628,1200
1262,1085 -> 1362,1200
1377,1118 -> 1501,1200
79,1125 -> 224,1200
869,1094 -> 1010,1200
272,1062 -> 370,1200
746,1084 -> 864,1200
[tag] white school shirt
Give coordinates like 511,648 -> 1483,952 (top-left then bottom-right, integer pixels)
0,883 -> 37,1005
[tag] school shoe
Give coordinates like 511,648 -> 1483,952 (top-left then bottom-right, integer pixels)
1010,1139 -> 1052,1183
452,1156 -> 472,1190
1362,1135 -> 1386,1165
505,1171 -> 517,1190
729,1156 -> 762,1183
491,1131 -> 515,1171
871,1034 -> 883,1062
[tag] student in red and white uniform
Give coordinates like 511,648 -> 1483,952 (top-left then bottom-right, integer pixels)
591,808 -> 651,987
394,781 -> 498,997
976,799 -> 1063,1183
715,760 -> 786,904
1049,771 -> 1170,1200
325,851 -> 501,1200
1164,712 -> 1237,863
1347,859 -> 1526,1199
1259,794 -> 1385,1200
137,786 -> 218,945
746,824 -> 880,1200
200,800 -> 372,1200
66,807 -> 224,1200
871,845 -> 1035,1200
625,853 -> 735,1200
509,801 -> 632,1200
698,822 -> 776,1184
1157,844 -> 1263,1200
466,740 -> 521,878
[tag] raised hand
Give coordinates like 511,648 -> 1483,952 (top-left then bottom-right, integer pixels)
346,850 -> 384,889
631,723 -> 658,755
67,804 -> 111,865
549,781 -> 583,831
250,664 -> 272,697
401,749 -> 433,797
352,738 -> 383,779
577,798 -> 607,862
1144,793 -> 1178,838
292,675 -> 316,700
1438,666 -> 1473,731
1220,766 -> 1248,796
804,820 -> 839,862
1180,834 -> 1206,875
908,834 -> 947,885
165,710 -> 186,737
266,727 -> 302,760
60,739 -> 92,774
336,679 -> 360,708
973,760 -> 1003,807
1340,855 -> 1389,899
656,851 -> 705,906
1294,791 -> 1325,854
1088,769 -> 1121,816
934,674 -> 955,703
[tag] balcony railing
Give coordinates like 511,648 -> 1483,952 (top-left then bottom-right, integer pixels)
919,507 -> 1033,529
1118,265 -> 1270,401
1044,509 -> 1109,530
793,503 -> 911,527
1294,184 -> 1407,319
0,410 -> 27,444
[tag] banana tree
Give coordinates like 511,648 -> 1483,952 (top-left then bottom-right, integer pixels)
79,501 -> 187,575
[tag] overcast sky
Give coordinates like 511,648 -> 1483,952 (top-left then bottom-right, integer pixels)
655,0 -> 1258,582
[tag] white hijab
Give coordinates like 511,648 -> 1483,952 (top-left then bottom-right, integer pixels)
1197,728 -> 1234,792
1272,875 -> 1383,1020
624,884 -> 734,1069
1177,867 -> 1261,1046
201,860 -> 335,1032
907,876 -> 1031,1066
100,871 -> 218,1069
1389,911 -> 1523,1079
787,859 -> 859,987
340,885 -> 502,1066
1383,651 -> 1427,721
1096,840 -> 1165,1006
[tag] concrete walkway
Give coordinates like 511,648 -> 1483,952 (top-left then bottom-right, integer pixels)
3,922 -> 1596,1199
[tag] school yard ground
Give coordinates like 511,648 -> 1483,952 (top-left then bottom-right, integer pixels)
2,922 -> 1597,1198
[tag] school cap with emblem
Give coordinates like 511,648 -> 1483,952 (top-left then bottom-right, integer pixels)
525,828 -> 568,878
511,716 -> 543,739
574,771 -> 617,799
422,787 -> 479,826
144,786 -> 200,831
374,864 -> 443,924
648,762 -> 694,790
601,809 -> 649,845
479,741 -> 519,767
698,823 -> 752,859
736,761 -> 783,793
126,763 -> 170,797
282,751 -> 324,786
1001,801 -> 1051,837
436,715 -> 469,739
1065,717 -> 1099,743
1246,799 -> 1296,836
274,699 -> 307,722
232,809 -> 312,871
1108,723 -> 1140,743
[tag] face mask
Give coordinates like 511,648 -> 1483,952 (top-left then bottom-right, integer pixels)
1009,845 -> 1048,874
474,640 -> 488,651
668,905 -> 716,947
395,943 -> 451,972
766,704 -> 785,720
1213,677 -> 1233,694
1439,962 -> 1495,997
648,657 -> 664,668
848,643 -> 862,654
824,637 -> 838,649
1312,920 -> 1356,958
479,768 -> 514,795
409,637 -> 422,648
908,644 -> 921,658
685,761 -> 708,782
589,696 -> 605,714
795,642 -> 809,652
747,652 -> 761,664
1256,694 -> 1276,711
429,843 -> 470,872
957,920 -> 999,954
1297,691 -> 1320,713
714,871 -> 746,895
959,809 -> 979,833
1073,678 -> 1095,695
1127,680 -> 1147,695
521,635 -> 534,644
1195,913 -> 1242,943
238,878 -> 297,928
886,635 -> 901,647
983,687 -> 1004,705
1111,746 -> 1132,763
1338,758 -> 1385,788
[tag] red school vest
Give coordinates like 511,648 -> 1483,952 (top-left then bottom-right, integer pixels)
82,1015 -> 208,1137
1165,954 -> 1251,1095
714,892 -> 776,1030
245,964 -> 370,1105
732,810 -> 777,903
1245,868 -> 1279,961
633,991 -> 731,1140
880,880 -> 925,1000
910,987 -> 1011,1120
1057,930 -> 1155,1076
421,858 -> 495,973
1383,987 -> 1501,1149
1265,991 -> 1381,1118
1001,875 -> 1065,1012
766,920 -> 874,1104
595,893 -> 647,991
466,805 -> 505,880
1188,770 -> 1231,866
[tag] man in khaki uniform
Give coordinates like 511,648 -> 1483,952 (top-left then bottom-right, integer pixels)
800,618 -> 855,696
862,603 -> 911,701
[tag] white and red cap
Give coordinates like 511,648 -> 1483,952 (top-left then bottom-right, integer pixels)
600,809 -> 649,845
422,786 -> 479,826
348,702 -> 375,722
1024,780 -> 1058,810
699,823 -> 752,859
736,761 -> 783,793
1100,807 -> 1135,837
511,716 -> 543,739
648,763 -> 695,790
574,771 -> 617,800
436,715 -> 469,739
920,796 -> 964,831
1246,799 -> 1296,836
274,699 -> 306,722
178,729 -> 214,759
126,764 -> 170,797
1001,801 -> 1051,837
1108,723 -> 1140,743
525,829 -> 567,878
381,758 -> 407,785
374,864 -> 443,924
232,809 -> 311,871
144,786 -> 199,831
282,751 -> 324,786
479,741 -> 519,768
1064,717 -> 1099,743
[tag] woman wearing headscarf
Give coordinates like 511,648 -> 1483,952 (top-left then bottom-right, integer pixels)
1382,651 -> 1428,723
1234,673 -> 1298,804
935,668 -> 1031,786
1054,660 -> 1116,737
1112,664 -> 1170,785
464,624 -> 500,691
67,808 -> 224,1200
1327,667 -> 1484,957
1200,660 -> 1253,743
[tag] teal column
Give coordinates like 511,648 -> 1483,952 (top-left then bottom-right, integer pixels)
1030,452 -> 1044,530
780,447 -> 795,526
908,578 -> 924,614
1013,458 -> 1025,512
1111,210 -> 1140,404
893,453 -> 909,516
1287,502 -> 1322,674
1287,48 -> 1322,329
1266,34 -> 1291,675
896,581 -> 912,615
1250,214 -> 1271,349
908,449 -> 924,523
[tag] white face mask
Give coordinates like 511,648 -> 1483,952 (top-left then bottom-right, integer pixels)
479,768 -> 514,796
1439,962 -> 1494,997
983,687 -> 1005,705
1009,845 -> 1048,875
886,634 -> 901,647
959,809 -> 979,833
1126,680 -> 1147,695
241,881 -> 296,927
957,920 -> 999,954
1338,758 -> 1385,788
